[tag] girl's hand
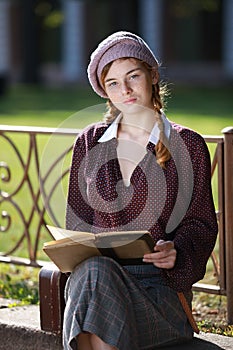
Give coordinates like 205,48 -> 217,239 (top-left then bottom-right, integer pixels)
143,240 -> 177,269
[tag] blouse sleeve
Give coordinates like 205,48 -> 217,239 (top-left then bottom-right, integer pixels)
163,131 -> 218,292
65,131 -> 94,231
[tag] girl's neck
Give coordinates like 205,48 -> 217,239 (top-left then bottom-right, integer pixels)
118,109 -> 158,139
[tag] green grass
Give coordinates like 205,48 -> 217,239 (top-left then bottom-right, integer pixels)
0,84 -> 102,128
0,83 -> 232,132
1,83 -> 232,258
1,84 -> 231,259
0,85 -> 231,248
167,85 -> 233,135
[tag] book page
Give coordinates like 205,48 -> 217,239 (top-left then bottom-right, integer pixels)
46,225 -> 94,241
113,240 -> 153,259
43,229 -> 155,272
95,231 -> 152,248
43,242 -> 101,272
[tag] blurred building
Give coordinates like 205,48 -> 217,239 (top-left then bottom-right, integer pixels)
1,0 -> 233,88
0,0 -> 10,94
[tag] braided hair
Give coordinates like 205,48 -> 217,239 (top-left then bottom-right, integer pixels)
152,83 -> 171,168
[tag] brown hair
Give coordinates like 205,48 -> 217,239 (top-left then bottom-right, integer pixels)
101,59 -> 171,169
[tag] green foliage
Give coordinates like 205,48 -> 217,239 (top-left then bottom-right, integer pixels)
198,320 -> 233,337
171,0 -> 220,18
193,291 -> 233,336
0,264 -> 39,305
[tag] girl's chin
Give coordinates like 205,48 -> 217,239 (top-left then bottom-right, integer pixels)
115,102 -> 152,114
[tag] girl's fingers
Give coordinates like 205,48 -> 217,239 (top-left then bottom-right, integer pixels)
155,240 -> 174,252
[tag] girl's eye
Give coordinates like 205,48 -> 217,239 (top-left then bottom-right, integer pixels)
106,81 -> 117,88
129,74 -> 139,80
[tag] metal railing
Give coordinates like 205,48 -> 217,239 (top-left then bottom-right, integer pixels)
0,125 -> 233,323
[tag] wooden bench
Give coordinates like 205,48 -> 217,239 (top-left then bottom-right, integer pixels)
38,127 -> 233,336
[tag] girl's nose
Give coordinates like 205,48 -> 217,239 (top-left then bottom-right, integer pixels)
121,81 -> 132,95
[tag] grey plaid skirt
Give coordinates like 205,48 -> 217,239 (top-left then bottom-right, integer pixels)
63,256 -> 193,350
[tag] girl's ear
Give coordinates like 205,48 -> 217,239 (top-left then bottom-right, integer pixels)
151,67 -> 159,85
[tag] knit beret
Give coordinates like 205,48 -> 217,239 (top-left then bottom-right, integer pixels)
87,31 -> 158,98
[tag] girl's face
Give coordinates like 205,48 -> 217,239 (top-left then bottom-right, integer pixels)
103,58 -> 158,114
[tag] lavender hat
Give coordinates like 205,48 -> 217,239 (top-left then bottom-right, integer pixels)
87,31 -> 159,98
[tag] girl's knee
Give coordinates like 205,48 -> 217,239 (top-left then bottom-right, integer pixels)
75,256 -> 117,272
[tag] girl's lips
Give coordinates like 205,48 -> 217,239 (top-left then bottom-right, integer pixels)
124,97 -> 137,104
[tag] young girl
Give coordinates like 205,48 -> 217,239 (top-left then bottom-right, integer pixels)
64,31 -> 218,350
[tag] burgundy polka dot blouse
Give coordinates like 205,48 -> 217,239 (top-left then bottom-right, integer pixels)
66,121 -> 218,292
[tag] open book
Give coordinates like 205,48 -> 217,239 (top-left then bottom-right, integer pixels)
43,225 -> 155,272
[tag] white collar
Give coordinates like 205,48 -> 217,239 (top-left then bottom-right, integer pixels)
98,112 -> 171,145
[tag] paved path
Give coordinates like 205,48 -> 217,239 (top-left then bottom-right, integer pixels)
0,302 -> 233,350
